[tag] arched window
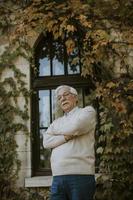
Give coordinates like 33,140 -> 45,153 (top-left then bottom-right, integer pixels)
31,33 -> 95,176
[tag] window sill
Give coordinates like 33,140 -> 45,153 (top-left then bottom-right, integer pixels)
25,176 -> 52,187
25,174 -> 101,188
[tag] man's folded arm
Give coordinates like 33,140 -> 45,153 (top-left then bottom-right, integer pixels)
51,106 -> 96,136
43,130 -> 66,149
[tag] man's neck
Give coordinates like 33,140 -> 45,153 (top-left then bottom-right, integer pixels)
64,106 -> 78,115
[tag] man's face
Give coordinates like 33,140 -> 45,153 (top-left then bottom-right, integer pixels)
57,88 -> 78,113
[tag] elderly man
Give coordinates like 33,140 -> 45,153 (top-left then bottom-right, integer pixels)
43,85 -> 96,200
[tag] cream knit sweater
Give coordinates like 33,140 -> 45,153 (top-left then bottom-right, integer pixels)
43,106 -> 96,176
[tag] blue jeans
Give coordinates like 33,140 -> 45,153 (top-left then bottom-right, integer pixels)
51,175 -> 95,200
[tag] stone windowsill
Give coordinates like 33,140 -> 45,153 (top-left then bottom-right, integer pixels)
25,174 -> 101,188
25,176 -> 52,187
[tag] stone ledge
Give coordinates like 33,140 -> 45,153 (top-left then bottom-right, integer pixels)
25,176 -> 52,187
25,174 -> 101,188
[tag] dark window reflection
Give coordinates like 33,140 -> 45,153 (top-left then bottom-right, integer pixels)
52,41 -> 65,75
68,48 -> 80,74
68,62 -> 80,74
36,35 -> 81,77
39,58 -> 50,76
84,86 -> 95,107
39,90 -> 50,127
40,129 -> 51,168
52,57 -> 64,75
76,88 -> 83,107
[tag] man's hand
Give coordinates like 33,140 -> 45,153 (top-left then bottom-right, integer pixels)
64,135 -> 77,142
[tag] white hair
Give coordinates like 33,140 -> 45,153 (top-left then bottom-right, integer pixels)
55,85 -> 78,98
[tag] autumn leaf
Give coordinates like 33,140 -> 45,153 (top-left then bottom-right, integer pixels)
78,14 -> 92,28
66,24 -> 76,33
112,99 -> 127,113
65,39 -> 75,55
106,81 -> 116,89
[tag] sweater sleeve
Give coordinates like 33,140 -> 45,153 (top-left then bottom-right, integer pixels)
43,129 -> 66,149
53,106 -> 96,136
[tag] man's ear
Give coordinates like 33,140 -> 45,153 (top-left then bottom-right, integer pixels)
75,95 -> 78,104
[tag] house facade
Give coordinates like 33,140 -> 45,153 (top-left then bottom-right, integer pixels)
0,1 -> 132,199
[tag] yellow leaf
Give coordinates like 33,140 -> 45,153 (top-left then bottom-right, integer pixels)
65,39 -> 75,55
47,21 -> 55,32
66,25 -> 75,33
83,21 -> 92,28
78,14 -> 92,28
106,81 -> 116,88
79,14 -> 86,21
112,100 -> 127,113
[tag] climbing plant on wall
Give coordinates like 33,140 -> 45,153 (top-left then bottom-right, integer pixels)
0,46 -> 32,199
0,0 -> 133,199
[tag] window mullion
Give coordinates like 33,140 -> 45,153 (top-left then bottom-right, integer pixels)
82,88 -> 85,107
50,38 -> 53,76
63,38 -> 68,75
50,89 -> 52,123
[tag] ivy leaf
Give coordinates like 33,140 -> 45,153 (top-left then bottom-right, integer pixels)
106,81 -> 116,89
97,147 -> 104,154
100,122 -> 114,133
66,25 -> 76,33
99,134 -> 106,142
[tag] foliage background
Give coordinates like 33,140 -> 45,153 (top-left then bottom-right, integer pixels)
0,0 -> 133,199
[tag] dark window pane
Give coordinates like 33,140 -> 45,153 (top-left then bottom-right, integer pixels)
84,86 -> 93,106
76,88 -> 83,107
37,39 -> 51,77
52,41 -> 65,75
52,57 -> 64,75
39,58 -> 51,76
67,48 -> 80,74
68,62 -> 80,74
52,89 -> 63,121
39,90 -> 50,127
52,89 -> 56,121
39,129 -> 51,168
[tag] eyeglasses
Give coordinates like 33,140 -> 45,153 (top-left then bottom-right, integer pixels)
57,92 -> 72,101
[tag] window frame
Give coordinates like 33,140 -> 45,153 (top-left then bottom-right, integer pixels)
31,34 -> 94,176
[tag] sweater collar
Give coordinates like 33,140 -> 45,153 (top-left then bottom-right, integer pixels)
64,106 -> 78,116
